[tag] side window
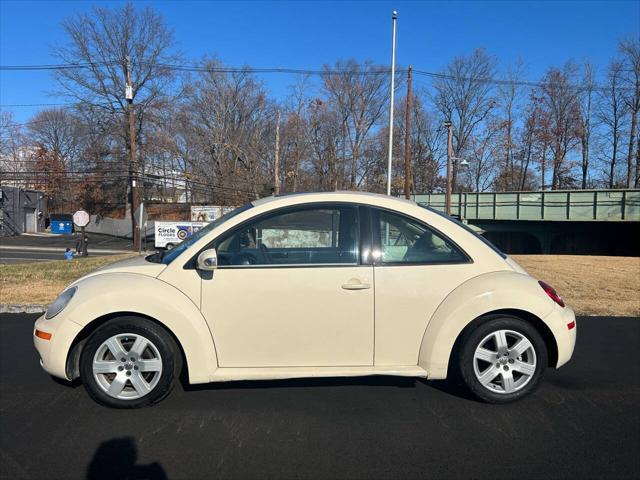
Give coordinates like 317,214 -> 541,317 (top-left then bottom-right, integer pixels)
375,210 -> 467,264
216,206 -> 359,266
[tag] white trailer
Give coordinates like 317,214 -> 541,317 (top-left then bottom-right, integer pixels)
154,221 -> 208,249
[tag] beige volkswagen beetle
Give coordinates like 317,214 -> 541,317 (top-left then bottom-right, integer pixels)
34,192 -> 576,408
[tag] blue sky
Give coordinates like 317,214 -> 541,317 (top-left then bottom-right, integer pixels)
1,0 -> 638,123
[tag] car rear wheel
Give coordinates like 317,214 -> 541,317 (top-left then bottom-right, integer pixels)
457,315 -> 547,403
80,317 -> 180,408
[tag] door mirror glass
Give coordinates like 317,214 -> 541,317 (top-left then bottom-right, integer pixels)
197,248 -> 218,271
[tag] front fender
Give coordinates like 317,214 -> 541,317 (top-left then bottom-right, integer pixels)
63,273 -> 217,384
418,271 -> 555,379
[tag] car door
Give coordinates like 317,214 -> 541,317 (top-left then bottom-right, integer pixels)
370,207 -> 477,366
199,204 -> 374,367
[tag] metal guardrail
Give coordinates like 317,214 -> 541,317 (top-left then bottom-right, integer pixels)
412,189 -> 640,222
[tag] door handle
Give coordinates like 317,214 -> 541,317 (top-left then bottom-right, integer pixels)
341,280 -> 371,290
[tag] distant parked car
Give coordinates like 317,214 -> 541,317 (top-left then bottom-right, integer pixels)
34,192 -> 576,408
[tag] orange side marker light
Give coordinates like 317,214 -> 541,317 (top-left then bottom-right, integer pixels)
35,329 -> 52,340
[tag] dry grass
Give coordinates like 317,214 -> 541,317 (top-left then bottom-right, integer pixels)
1,254 -> 638,317
0,254 -> 136,305
513,255 -> 640,317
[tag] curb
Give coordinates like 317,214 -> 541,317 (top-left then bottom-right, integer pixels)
0,304 -> 47,314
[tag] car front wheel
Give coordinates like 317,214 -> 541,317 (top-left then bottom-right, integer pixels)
79,317 -> 180,408
457,315 -> 547,403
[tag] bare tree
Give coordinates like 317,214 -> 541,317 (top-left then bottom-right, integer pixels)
305,98 -> 342,191
597,60 -> 629,188
514,91 -> 544,190
433,49 -> 497,192
577,62 -> 597,189
395,93 -> 445,194
52,1 -> 180,215
539,63 -> 581,189
465,120 -> 501,192
281,76 -> 312,192
28,108 -> 82,168
323,60 -> 389,189
0,112 -> 28,187
495,59 -> 526,190
183,59 -> 272,204
619,37 -> 640,187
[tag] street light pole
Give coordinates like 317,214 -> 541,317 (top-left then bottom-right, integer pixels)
386,10 -> 398,196
445,120 -> 453,215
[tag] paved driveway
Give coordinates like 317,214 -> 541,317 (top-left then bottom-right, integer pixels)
1,315 -> 638,479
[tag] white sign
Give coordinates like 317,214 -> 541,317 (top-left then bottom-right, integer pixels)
154,221 -> 208,248
191,205 -> 237,222
134,203 -> 148,227
73,210 -> 90,227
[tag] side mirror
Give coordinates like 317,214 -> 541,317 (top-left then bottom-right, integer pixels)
197,248 -> 218,271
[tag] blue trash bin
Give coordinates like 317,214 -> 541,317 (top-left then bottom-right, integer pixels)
50,215 -> 73,234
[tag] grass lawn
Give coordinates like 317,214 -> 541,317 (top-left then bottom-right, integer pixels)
1,254 -> 638,316
0,254 -> 135,305
512,255 -> 640,317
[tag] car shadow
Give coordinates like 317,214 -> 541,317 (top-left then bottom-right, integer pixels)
86,436 -> 167,480
421,379 -> 482,402
183,374 -> 418,391
181,375 -> 481,402
50,375 -> 82,389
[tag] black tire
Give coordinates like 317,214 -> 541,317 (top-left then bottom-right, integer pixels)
80,317 -> 180,408
456,315 -> 547,404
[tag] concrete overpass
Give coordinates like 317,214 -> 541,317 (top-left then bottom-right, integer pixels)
412,189 -> 640,255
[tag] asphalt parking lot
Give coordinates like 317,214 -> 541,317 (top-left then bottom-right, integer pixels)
1,315 -> 638,480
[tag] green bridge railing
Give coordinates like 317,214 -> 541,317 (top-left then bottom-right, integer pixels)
412,189 -> 640,222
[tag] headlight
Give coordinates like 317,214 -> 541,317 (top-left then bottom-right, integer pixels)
45,287 -> 77,319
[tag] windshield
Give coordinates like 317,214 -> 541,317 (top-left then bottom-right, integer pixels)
151,204 -> 253,265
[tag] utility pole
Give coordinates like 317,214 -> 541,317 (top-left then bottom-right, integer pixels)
386,10 -> 398,196
445,120 -> 453,215
274,110 -> 281,195
404,65 -> 412,200
125,56 -> 141,250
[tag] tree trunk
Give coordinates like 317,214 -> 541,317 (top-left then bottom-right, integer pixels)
521,136 -> 533,190
627,110 -> 637,188
541,144 -> 547,191
610,135 -> 618,189
581,137 -> 589,189
636,134 -> 640,188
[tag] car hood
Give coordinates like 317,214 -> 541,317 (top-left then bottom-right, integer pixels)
73,254 -> 166,284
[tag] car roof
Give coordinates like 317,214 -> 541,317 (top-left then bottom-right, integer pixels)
251,191 -> 417,209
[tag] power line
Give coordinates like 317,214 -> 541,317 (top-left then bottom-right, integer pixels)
2,60 -> 630,91
0,62 -> 112,71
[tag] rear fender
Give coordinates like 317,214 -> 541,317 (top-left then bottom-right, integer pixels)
418,271 -> 555,379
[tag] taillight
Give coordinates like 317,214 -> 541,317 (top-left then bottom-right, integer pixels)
539,280 -> 565,308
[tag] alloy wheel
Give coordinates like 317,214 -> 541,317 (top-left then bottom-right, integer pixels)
92,333 -> 163,400
472,329 -> 537,394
